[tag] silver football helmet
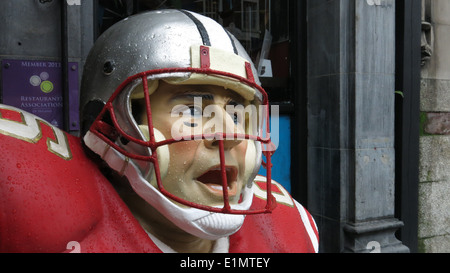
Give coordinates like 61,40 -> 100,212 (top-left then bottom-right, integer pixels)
80,9 -> 275,240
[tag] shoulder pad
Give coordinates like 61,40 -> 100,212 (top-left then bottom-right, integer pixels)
252,175 -> 295,208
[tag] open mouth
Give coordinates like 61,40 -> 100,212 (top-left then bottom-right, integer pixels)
196,166 -> 238,196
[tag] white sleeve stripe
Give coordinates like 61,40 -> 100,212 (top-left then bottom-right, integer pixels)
294,199 -> 319,253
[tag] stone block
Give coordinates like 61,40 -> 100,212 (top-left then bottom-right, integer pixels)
419,136 -> 450,182
420,79 -> 450,112
419,235 -> 450,253
355,0 -> 396,74
355,147 -> 396,220
423,112 -> 450,135
418,181 -> 450,238
355,73 -> 395,149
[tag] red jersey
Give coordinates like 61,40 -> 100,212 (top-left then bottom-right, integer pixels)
0,104 -> 318,253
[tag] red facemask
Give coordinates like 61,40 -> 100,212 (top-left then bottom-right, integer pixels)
89,65 -> 277,215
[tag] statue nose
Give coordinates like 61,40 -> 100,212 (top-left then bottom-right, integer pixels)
202,106 -> 244,150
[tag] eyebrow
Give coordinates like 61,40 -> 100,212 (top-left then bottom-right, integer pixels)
173,93 -> 215,102
171,90 -> 245,105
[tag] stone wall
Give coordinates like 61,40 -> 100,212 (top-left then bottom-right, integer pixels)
419,0 -> 450,253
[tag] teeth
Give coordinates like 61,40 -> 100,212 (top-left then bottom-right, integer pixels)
210,185 -> 223,191
208,184 -> 231,191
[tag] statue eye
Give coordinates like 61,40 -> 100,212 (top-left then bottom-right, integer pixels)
182,106 -> 202,127
187,106 -> 203,117
227,109 -> 244,125
232,112 -> 240,124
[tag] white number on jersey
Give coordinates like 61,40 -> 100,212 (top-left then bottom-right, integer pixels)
0,105 -> 72,160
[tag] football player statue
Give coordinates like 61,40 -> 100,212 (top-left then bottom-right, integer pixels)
0,9 -> 318,253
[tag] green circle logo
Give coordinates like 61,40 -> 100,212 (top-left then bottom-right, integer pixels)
40,81 -> 54,93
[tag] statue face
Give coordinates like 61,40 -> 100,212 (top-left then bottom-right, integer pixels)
143,81 -> 252,207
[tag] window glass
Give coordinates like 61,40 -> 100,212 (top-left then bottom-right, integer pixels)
97,0 -> 292,103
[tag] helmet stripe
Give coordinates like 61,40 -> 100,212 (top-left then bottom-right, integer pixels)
225,30 -> 239,55
179,9 -> 211,47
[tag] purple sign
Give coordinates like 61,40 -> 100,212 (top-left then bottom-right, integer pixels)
2,59 -> 79,131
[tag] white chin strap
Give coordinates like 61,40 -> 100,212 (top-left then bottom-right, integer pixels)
84,130 -> 255,240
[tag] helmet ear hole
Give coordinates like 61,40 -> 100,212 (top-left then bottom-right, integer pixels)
103,61 -> 115,75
